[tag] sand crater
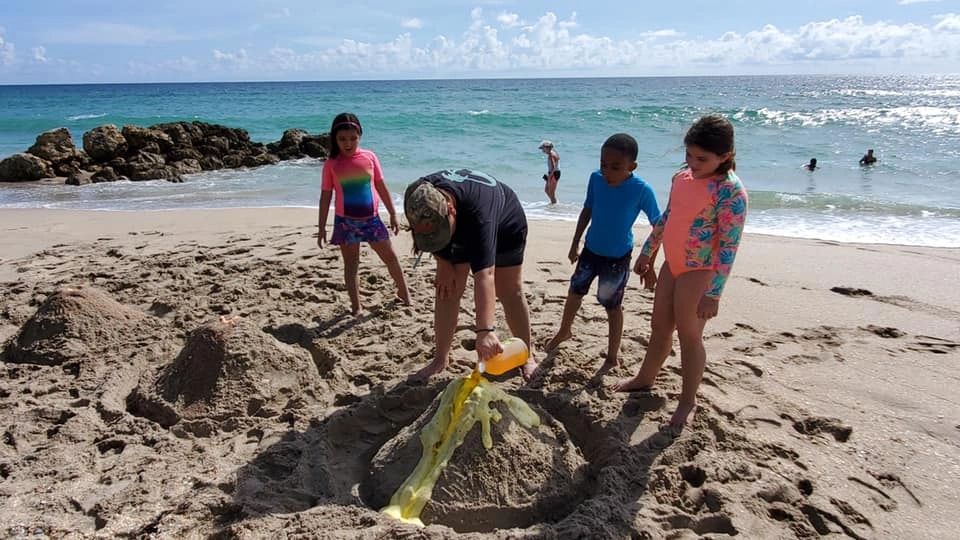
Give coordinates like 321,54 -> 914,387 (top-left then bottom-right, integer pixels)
361,386 -> 590,533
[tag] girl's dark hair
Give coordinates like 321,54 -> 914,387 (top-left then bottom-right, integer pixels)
602,133 -> 639,161
328,112 -> 363,159
684,114 -> 736,175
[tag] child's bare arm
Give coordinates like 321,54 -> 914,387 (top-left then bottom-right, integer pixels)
568,207 -> 592,262
373,177 -> 399,233
317,190 -> 333,247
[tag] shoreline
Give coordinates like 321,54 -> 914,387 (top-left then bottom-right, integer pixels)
2,205 -> 958,250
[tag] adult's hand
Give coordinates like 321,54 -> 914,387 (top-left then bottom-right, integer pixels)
475,331 -> 503,363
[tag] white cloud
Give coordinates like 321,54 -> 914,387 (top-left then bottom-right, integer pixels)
898,0 -> 942,5
138,12 -> 960,79
934,13 -> 960,32
640,29 -> 683,39
497,12 -> 524,28
401,17 -> 423,29
31,46 -> 48,63
0,31 -> 15,66
212,48 -> 249,69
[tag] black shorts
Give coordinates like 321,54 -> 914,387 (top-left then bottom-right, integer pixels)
543,170 -> 561,181
442,222 -> 527,269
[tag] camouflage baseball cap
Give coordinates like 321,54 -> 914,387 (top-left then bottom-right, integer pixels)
404,181 -> 452,253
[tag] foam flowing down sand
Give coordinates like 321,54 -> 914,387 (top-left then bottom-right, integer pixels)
380,372 -> 540,526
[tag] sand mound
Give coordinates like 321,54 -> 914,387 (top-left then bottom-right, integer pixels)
363,391 -> 588,533
128,317 -> 317,434
4,286 -> 145,366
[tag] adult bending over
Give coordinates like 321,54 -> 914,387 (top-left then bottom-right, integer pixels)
404,169 -> 538,380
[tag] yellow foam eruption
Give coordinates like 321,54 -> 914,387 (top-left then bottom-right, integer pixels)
380,371 -> 540,527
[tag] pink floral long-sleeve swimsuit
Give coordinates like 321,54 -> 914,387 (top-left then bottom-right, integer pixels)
640,168 -> 748,298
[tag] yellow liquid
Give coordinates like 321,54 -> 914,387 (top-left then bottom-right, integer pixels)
380,371 -> 540,526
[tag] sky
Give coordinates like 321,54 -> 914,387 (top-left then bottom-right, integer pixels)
1,0 -> 959,83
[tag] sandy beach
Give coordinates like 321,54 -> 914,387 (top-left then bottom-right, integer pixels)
1,207 -> 958,539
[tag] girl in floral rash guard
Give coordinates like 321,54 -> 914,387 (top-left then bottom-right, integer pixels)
615,114 -> 747,432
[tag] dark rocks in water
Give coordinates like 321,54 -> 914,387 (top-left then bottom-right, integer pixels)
82,124 -> 128,161
0,153 -> 55,182
0,121 -> 331,183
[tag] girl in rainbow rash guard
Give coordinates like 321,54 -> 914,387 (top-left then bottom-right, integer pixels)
318,112 -> 410,315
615,114 -> 747,431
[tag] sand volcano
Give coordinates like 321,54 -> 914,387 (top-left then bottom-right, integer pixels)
363,376 -> 589,533
4,286 -> 145,366
127,317 -> 318,434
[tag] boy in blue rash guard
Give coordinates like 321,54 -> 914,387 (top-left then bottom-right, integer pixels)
546,133 -> 661,369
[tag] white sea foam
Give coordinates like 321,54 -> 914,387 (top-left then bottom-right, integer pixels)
755,106 -> 960,133
67,113 -> 107,121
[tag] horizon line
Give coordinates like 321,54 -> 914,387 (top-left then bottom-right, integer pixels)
2,72 -> 960,87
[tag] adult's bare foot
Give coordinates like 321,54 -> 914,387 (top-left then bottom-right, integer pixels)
520,357 -> 539,381
612,375 -> 654,393
545,329 -> 571,352
397,286 -> 411,306
409,358 -> 448,381
667,401 -> 697,431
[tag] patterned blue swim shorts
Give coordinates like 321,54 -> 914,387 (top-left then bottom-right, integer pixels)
330,215 -> 390,246
569,247 -> 632,310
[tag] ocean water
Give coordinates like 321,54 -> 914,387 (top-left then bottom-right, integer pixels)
1,76 -> 959,247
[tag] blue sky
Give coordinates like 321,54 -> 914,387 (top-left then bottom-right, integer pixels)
1,0 -> 959,83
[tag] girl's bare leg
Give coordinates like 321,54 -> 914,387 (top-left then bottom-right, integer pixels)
340,243 -> 362,315
369,239 -> 410,305
668,269 -> 713,430
614,262 -> 676,391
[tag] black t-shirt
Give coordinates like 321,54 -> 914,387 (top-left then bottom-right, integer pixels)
420,169 -> 527,272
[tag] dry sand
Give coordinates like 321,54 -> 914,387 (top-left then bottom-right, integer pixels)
1,207 -> 958,539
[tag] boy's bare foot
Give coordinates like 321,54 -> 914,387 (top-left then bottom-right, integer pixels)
545,329 -> 572,352
667,401 -> 697,431
601,356 -> 620,370
612,375 -> 654,393
409,358 -> 448,381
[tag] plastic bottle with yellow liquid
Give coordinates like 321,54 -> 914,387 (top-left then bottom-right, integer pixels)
477,337 -> 529,375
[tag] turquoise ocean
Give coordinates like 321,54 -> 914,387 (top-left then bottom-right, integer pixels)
1,75 -> 959,247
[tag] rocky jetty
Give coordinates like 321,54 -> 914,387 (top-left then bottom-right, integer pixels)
0,122 -> 330,184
